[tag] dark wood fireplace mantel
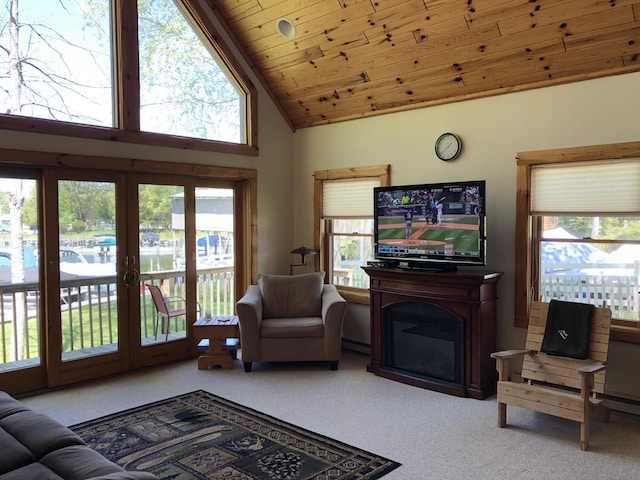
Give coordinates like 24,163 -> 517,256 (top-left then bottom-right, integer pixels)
363,266 -> 503,400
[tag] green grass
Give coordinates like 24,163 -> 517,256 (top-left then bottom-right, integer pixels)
378,215 -> 480,253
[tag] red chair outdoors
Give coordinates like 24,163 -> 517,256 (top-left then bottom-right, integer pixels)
145,283 -> 199,341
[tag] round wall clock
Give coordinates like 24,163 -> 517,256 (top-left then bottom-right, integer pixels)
435,133 -> 462,161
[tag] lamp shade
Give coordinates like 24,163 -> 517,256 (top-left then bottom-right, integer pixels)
290,245 -> 317,264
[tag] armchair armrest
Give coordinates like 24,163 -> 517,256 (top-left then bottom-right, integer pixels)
578,363 -> 606,375
491,349 -> 533,382
321,284 -> 347,360
490,349 -> 532,360
236,285 -> 263,361
321,284 -> 347,325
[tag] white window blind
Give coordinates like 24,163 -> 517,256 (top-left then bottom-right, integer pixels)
531,159 -> 640,215
323,177 -> 379,218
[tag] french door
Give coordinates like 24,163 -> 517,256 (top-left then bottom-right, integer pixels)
0,169 -> 232,393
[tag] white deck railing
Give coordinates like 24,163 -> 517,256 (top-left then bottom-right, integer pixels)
541,261 -> 640,321
0,266 -> 234,368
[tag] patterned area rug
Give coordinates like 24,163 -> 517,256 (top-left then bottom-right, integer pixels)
71,390 -> 401,479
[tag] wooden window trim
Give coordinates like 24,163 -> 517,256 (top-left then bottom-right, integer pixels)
0,0 -> 258,157
313,165 -> 390,303
515,140 -> 640,344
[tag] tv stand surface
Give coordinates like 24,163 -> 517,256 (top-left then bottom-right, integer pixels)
400,261 -> 457,272
366,260 -> 458,272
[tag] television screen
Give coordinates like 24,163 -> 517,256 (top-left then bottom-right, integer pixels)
373,180 -> 486,270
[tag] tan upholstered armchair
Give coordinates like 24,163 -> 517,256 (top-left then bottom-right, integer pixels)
236,272 -> 347,372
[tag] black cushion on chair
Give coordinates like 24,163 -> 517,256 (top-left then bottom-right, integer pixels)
541,300 -> 594,359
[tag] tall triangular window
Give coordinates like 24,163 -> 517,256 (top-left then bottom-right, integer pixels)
138,0 -> 244,143
0,0 -> 254,151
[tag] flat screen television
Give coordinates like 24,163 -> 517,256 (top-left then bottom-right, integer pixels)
373,180 -> 486,271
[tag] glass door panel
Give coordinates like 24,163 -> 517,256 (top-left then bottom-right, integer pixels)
0,177 -> 41,373
138,184 -> 186,345
58,180 -> 118,361
195,187 -> 235,317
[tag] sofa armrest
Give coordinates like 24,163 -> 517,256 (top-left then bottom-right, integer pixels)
236,285 -> 263,361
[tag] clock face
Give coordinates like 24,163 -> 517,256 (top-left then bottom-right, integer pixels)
435,133 -> 462,161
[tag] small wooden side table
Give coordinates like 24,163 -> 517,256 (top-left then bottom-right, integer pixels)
193,315 -> 239,370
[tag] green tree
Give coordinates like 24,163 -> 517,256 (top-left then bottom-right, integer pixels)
138,184 -> 181,229
138,0 -> 241,142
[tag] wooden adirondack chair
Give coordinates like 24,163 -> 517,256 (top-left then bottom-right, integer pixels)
491,301 -> 612,451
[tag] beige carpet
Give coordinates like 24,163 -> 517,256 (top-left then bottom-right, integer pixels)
21,351 -> 640,479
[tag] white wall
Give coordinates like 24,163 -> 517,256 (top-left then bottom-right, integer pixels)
292,71 -> 640,405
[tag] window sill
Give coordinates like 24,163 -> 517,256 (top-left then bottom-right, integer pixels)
335,286 -> 370,305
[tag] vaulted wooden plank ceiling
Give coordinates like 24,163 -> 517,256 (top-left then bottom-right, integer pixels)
207,0 -> 640,130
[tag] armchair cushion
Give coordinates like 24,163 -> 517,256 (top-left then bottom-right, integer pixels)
258,272 -> 325,319
261,317 -> 324,338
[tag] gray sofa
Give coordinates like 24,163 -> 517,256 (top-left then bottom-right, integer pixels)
236,272 -> 347,372
0,391 -> 157,480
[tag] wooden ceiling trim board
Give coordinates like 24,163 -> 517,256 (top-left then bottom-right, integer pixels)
288,82 -> 467,126
229,1 -> 343,48
243,2 -> 375,58
290,60 -> 639,128
464,56 -> 626,92
432,39 -> 566,84
465,0 -> 543,29
282,68 -> 469,114
208,0 -> 263,23
371,0 -> 427,11
262,24 -> 501,94
268,22 -> 500,85
250,31 -> 369,66
364,27 -> 509,82
557,35 -> 640,67
243,14 -> 373,61
414,17 -> 473,44
461,53 -> 624,87
563,23 -> 640,51
497,2 -> 637,37
623,52 -> 640,67
282,37 -> 628,123
224,0 -> 333,32
361,8 -> 471,45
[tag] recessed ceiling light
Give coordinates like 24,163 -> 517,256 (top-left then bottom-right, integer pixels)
276,17 -> 296,40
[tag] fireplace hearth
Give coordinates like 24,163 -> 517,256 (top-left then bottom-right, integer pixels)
363,266 -> 502,399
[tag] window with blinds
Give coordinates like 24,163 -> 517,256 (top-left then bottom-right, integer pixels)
314,167 -> 389,293
531,160 -> 640,215
531,159 -> 640,324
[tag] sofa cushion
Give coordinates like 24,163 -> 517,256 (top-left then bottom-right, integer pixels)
41,445 -> 137,480
259,272 -> 325,319
260,317 -> 324,338
0,462 -> 65,480
0,427 -> 34,474
0,410 -> 85,460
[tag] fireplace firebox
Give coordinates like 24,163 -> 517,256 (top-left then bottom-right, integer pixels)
363,266 -> 502,399
386,302 -> 462,386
